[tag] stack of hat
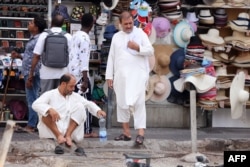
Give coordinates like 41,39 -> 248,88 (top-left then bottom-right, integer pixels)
229,12 -> 250,33
158,0 -> 183,22
227,0 -> 246,7
224,31 -> 250,52
147,0 -> 159,19
198,9 -> 214,27
184,36 -> 206,68
199,28 -> 225,50
213,8 -> 228,28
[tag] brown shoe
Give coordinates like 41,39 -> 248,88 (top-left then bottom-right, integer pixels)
84,132 -> 99,138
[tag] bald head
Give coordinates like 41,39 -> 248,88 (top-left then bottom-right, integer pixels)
60,73 -> 75,85
51,14 -> 65,27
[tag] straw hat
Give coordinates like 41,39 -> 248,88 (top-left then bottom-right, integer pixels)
152,44 -> 173,75
146,74 -> 171,102
230,71 -> 249,119
174,74 -> 216,93
199,29 -> 224,45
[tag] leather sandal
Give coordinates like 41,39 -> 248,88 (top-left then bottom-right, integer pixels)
135,135 -> 144,145
54,145 -> 64,154
114,134 -> 132,141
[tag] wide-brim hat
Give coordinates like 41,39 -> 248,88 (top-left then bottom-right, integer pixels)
153,44 -> 173,75
224,31 -> 250,44
169,48 -> 185,76
174,74 -> 216,93
173,20 -> 194,48
230,71 -> 249,119
152,17 -> 171,38
199,28 -> 224,45
146,74 -> 171,102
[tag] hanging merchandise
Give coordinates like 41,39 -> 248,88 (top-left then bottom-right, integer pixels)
71,6 -> 85,21
52,4 -> 70,21
101,0 -> 119,10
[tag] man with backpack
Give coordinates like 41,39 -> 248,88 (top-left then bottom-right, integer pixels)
28,14 -> 72,94
68,13 -> 98,138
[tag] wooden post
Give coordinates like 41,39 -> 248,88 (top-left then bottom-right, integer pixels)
190,85 -> 197,153
0,120 -> 16,167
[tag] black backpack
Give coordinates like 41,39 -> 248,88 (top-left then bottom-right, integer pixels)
42,29 -> 69,68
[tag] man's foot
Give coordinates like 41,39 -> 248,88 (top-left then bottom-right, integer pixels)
57,135 -> 66,144
24,125 -> 36,133
84,131 -> 99,138
135,135 -> 144,145
114,134 -> 132,141
65,136 -> 73,147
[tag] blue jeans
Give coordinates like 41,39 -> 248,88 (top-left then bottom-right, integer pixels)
24,75 -> 40,128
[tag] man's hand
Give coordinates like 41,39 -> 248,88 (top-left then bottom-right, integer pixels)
48,109 -> 60,122
81,81 -> 88,93
127,40 -> 139,52
107,79 -> 113,89
97,110 -> 106,118
26,77 -> 33,88
11,50 -> 21,59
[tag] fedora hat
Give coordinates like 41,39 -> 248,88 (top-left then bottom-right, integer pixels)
186,11 -> 199,23
230,71 -> 249,119
173,20 -> 194,48
199,29 -> 224,45
153,44 -> 173,75
146,74 -> 171,102
169,48 -> 185,76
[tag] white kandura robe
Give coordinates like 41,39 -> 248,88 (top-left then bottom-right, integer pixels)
32,89 -> 101,142
105,26 -> 154,127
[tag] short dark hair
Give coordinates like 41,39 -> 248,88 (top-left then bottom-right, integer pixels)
34,16 -> 47,33
81,13 -> 94,29
51,14 -> 65,27
60,74 -> 74,84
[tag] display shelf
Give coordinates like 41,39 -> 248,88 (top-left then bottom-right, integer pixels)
181,4 -> 250,9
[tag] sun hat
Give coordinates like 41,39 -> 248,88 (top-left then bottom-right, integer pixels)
52,4 -> 70,21
147,74 -> 171,102
173,20 -> 194,48
230,71 -> 249,119
199,29 -> 224,45
152,44 -> 173,75
224,31 -> 250,44
229,12 -> 250,32
169,48 -> 185,76
152,17 -> 171,38
174,73 -> 216,93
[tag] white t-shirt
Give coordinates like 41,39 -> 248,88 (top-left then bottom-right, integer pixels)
33,27 -> 72,79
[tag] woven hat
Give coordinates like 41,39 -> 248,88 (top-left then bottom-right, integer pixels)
169,48 -> 185,76
173,20 -> 194,48
174,74 -> 216,93
153,44 -> 173,75
199,29 -> 224,45
224,31 -> 250,44
146,74 -> 171,102
152,17 -> 171,38
230,71 -> 249,119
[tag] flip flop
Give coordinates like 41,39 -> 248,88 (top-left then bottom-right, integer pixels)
54,145 -> 64,154
75,147 -> 87,157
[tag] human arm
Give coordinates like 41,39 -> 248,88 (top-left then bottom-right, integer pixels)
105,38 -> 115,87
80,96 -> 106,118
26,54 -> 40,88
